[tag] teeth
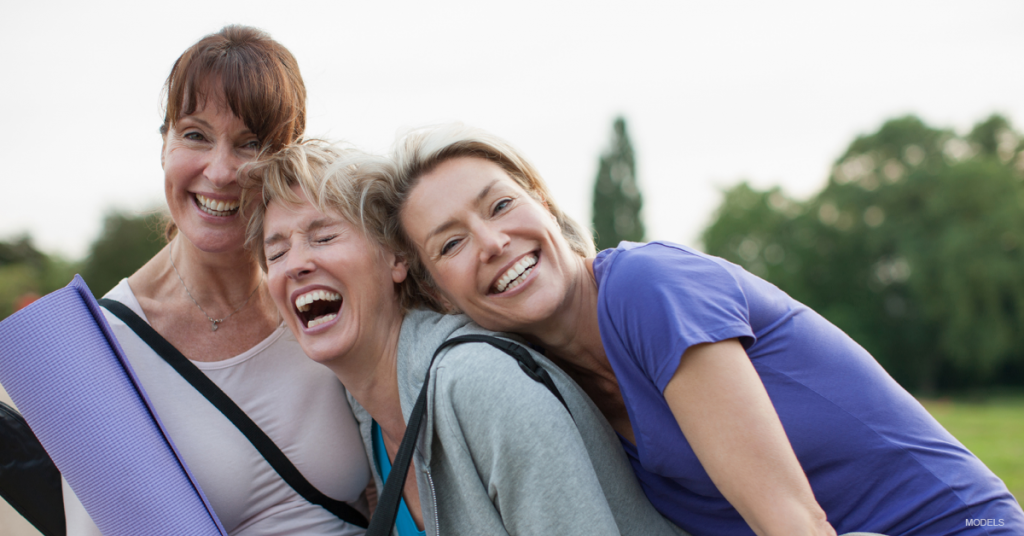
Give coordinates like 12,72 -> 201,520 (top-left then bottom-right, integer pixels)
495,254 -> 538,293
307,313 -> 337,328
196,194 -> 240,216
503,266 -> 534,292
294,289 -> 341,312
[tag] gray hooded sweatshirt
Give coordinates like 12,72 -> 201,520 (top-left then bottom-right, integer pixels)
348,309 -> 688,536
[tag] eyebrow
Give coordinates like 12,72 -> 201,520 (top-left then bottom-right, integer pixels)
179,116 -> 254,137
425,179 -> 500,242
263,217 -> 340,248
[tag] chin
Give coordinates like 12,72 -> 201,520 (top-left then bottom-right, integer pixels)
300,340 -> 346,365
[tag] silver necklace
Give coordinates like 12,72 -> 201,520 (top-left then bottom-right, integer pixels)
169,248 -> 261,332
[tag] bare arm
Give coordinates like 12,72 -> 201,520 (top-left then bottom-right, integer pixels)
663,338 -> 836,536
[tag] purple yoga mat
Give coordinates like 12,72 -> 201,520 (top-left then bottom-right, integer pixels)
0,275 -> 226,536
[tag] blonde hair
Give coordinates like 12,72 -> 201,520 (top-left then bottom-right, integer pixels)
239,139 -> 441,312
359,123 -> 595,311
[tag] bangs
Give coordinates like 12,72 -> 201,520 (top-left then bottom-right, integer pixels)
163,27 -> 305,151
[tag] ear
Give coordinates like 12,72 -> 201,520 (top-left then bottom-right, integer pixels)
390,252 -> 409,284
544,200 -> 558,222
160,135 -> 167,170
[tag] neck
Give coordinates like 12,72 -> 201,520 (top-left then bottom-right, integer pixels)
169,236 -> 265,306
331,308 -> 409,441
522,256 -> 610,377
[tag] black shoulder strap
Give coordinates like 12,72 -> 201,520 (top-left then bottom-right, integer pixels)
366,334 -> 572,536
99,298 -> 368,529
439,334 -> 571,414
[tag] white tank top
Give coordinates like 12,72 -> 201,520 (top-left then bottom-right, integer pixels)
63,279 -> 369,535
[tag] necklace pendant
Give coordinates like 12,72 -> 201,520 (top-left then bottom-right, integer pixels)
211,320 -> 220,332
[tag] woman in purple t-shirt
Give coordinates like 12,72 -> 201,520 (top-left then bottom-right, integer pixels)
363,123 -> 1023,536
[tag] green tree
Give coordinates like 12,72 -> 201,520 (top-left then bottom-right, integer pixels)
592,117 -> 645,250
703,115 -> 1024,393
0,235 -> 77,320
79,211 -> 167,297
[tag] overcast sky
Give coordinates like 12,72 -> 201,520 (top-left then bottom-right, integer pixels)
2,0 -> 1022,260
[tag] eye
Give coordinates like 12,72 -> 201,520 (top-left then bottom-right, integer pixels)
492,198 -> 512,215
242,139 -> 261,151
183,131 -> 206,142
314,234 -> 337,245
440,237 -> 461,255
267,250 -> 286,262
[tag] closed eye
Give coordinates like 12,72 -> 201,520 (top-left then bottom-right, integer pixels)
315,234 -> 337,244
267,250 -> 286,262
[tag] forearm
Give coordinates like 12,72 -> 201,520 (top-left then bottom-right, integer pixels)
664,339 -> 835,536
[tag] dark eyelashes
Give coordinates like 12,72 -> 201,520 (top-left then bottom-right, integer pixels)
440,238 -> 459,255
493,197 -> 513,215
180,131 -> 258,149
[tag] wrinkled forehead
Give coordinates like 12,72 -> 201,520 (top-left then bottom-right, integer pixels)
264,188 -> 321,232
265,190 -> 365,241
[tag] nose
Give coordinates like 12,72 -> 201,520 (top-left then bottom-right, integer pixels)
476,221 -> 510,264
285,244 -> 316,280
205,144 -> 242,189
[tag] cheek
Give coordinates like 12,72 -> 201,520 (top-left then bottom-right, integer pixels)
432,260 -> 475,301
265,267 -> 288,306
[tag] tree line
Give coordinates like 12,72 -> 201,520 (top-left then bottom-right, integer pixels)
0,212 -> 165,319
702,114 -> 1024,393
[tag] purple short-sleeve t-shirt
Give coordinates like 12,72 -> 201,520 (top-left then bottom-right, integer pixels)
593,241 -> 1022,536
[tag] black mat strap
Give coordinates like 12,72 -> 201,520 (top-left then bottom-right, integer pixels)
99,298 -> 368,529
366,334 -> 572,535
0,401 -> 65,536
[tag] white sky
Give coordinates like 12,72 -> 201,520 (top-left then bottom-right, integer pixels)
2,0 -> 1022,260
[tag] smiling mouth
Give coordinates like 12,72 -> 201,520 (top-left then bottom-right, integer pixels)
195,194 -> 240,217
491,252 -> 538,294
294,289 -> 342,328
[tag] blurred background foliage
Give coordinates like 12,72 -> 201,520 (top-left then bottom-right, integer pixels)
703,114 -> 1024,394
593,117 -> 645,250
0,211 -> 166,319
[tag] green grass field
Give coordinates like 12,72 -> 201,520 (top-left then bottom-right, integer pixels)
920,396 -> 1024,505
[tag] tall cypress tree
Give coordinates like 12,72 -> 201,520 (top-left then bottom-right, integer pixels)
592,117 -> 645,250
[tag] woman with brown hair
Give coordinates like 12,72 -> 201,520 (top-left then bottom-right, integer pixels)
62,26 -> 370,536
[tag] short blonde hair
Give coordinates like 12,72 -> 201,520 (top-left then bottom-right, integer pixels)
240,139 -> 442,312
359,123 -> 596,311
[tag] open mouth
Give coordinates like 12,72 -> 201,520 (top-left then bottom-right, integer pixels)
490,252 -> 539,294
294,289 -> 342,329
195,193 -> 240,217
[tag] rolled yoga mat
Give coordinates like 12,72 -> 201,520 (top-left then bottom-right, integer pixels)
0,275 -> 227,536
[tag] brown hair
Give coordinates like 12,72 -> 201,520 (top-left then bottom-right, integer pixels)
162,25 -> 307,240
359,123 -> 595,311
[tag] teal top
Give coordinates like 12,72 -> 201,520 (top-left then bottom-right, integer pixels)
371,421 -> 426,536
